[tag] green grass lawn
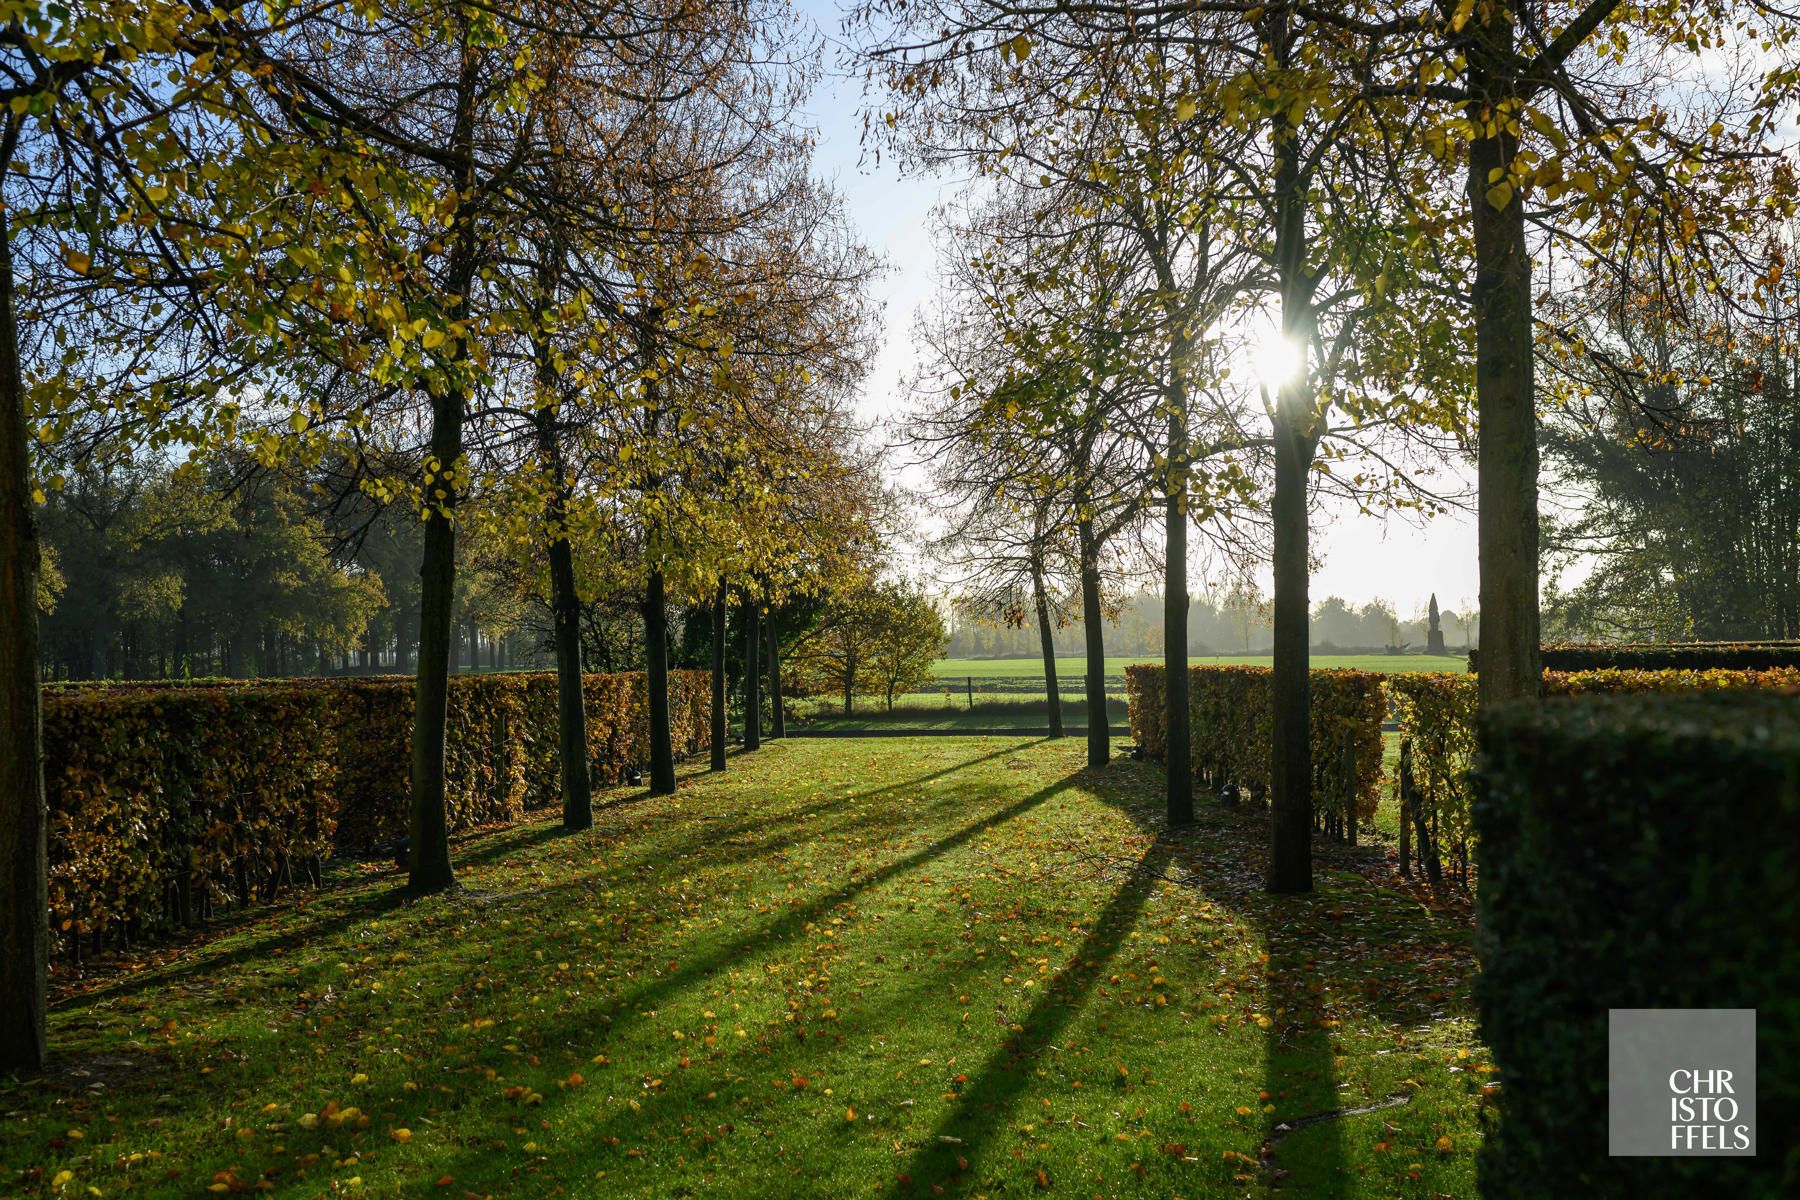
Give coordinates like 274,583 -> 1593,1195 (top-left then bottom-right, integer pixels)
4,738 -> 1485,1199
933,654 -> 1468,680
792,695 -> 1132,733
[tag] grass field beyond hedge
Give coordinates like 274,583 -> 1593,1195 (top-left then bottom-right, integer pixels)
4,737 -> 1484,1199
933,654 -> 1469,679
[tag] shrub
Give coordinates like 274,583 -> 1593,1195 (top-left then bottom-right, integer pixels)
1468,640 -> 1800,673
1475,692 -> 1800,1198
1388,667 -> 1800,882
43,670 -> 712,955
1124,664 -> 1385,838
44,684 -> 340,958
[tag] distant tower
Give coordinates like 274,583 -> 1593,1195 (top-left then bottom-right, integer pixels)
1427,593 -> 1447,655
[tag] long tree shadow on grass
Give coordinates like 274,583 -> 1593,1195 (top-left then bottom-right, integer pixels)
55,741 -> 1044,1011
1079,760 -> 1476,1194
581,768 -> 1082,1033
668,738 -> 1050,840
398,766 -> 1094,1192
577,738 -> 1056,886
883,835 -> 1176,1196
19,742 -> 1097,1196
1255,898 -> 1349,1193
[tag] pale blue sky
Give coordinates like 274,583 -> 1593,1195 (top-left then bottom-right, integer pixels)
796,0 -> 1482,621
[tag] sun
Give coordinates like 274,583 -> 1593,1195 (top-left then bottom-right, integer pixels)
1251,332 -> 1305,392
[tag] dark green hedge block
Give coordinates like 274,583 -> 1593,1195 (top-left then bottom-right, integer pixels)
1476,693 -> 1800,1197
1469,641 -> 1800,673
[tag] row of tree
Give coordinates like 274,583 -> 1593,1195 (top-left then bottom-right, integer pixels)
870,0 -> 1800,895
0,0 -> 892,1071
942,590 -> 1476,660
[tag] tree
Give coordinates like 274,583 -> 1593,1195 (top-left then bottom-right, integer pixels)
863,582 -> 949,712
791,577 -> 943,712
861,0 -> 1288,826
1542,257 -> 1800,640
1392,0 -> 1792,705
221,0 -> 832,867
905,186 -> 1196,772
934,497 -> 1078,738
1,0 -> 316,1070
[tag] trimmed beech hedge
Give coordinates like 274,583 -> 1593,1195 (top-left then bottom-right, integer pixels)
1124,664 -> 1385,839
1469,640 -> 1800,673
1388,667 -> 1800,882
1476,693 -> 1800,1198
45,684 -> 340,959
42,670 -> 710,956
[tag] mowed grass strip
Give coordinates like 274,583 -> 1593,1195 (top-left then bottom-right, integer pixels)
932,655 -> 1470,680
793,695 -> 1133,733
3,738 -> 1485,1199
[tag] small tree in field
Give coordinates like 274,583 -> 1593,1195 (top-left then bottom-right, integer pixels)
793,578 -> 946,713
865,583 -> 949,712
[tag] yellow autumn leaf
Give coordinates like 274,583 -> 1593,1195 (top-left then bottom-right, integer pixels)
64,248 -> 91,275
1485,180 -> 1514,210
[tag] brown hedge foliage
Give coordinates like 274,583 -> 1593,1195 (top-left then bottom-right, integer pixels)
1387,666 -> 1800,882
42,670 -> 712,955
1124,664 -> 1386,839
44,684 -> 339,956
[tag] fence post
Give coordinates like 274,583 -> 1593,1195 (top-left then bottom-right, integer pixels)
967,675 -> 973,709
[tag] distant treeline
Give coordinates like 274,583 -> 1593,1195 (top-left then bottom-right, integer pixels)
943,591 -> 1477,659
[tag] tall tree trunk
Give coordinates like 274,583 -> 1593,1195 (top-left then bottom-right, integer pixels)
1468,8 -> 1542,709
1078,517 -> 1108,767
408,389 -> 462,893
547,501 -> 591,828
0,198 -> 47,1072
406,33 -> 479,896
742,596 -> 761,751
644,568 -> 675,795
1163,401 -> 1194,824
710,585 -> 728,771
1032,563 -> 1063,738
531,246 -> 593,829
1267,65 -> 1315,894
1267,414 -> 1314,892
764,608 -> 786,739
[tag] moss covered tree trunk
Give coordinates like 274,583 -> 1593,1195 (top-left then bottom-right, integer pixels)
531,277 -> 592,830
408,388 -> 462,894
547,517 -> 591,828
842,641 -> 855,715
0,199 -> 47,1072
406,37 -> 480,896
1266,79 -> 1315,894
